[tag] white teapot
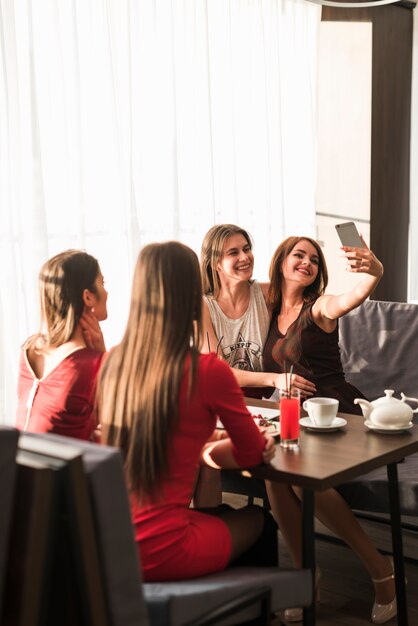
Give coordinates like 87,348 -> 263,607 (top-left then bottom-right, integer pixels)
354,389 -> 418,428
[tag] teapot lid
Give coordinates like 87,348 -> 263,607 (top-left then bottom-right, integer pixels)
375,389 -> 400,404
373,390 -> 401,405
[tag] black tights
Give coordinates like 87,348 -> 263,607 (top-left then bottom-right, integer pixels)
197,504 -> 278,568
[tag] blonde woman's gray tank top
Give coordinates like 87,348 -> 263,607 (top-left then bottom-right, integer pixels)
204,281 -> 270,372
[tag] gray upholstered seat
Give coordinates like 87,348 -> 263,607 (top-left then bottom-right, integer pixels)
144,568 -> 311,626
337,299 -> 418,517
0,427 -> 19,619
339,299 -> 418,402
336,460 -> 418,516
22,432 -> 312,626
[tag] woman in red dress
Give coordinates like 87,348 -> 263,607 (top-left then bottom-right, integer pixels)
97,241 -> 277,581
16,249 -> 107,440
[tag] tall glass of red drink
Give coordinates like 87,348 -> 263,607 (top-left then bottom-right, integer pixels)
279,388 -> 300,449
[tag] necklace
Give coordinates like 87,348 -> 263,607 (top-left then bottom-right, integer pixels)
280,303 -> 303,317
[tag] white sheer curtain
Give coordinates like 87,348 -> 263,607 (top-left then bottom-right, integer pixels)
0,0 -> 320,424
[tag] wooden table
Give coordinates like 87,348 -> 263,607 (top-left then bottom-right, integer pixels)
244,399 -> 418,626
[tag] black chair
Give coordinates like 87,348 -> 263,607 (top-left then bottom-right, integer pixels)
0,427 -> 19,620
221,471 -> 269,508
19,432 -> 313,626
2,433 -> 109,626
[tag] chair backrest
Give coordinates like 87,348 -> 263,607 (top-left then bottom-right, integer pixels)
22,432 -> 150,626
3,434 -> 111,626
9,433 -> 313,626
339,300 -> 418,402
0,427 -> 19,619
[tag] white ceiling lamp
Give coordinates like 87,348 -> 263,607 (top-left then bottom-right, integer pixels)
307,0 -> 400,6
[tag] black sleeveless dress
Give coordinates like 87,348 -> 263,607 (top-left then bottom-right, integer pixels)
263,303 -> 366,415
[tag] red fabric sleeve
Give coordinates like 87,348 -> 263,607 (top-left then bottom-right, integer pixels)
203,355 -> 266,467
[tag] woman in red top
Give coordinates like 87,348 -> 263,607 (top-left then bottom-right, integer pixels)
97,241 -> 277,580
16,249 -> 107,440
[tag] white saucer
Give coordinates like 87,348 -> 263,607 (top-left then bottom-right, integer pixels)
364,420 -> 413,434
299,416 -> 347,432
247,405 -> 280,420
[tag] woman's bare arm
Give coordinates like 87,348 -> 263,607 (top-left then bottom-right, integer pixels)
313,237 -> 384,323
200,435 -> 275,469
201,300 -> 220,354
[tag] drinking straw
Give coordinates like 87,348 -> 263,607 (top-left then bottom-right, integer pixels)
215,335 -> 224,357
284,360 -> 288,395
289,364 -> 294,396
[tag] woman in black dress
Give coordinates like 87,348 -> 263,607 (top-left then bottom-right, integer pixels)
263,235 -> 382,414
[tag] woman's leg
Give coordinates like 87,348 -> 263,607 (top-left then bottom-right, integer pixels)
305,487 -> 395,604
202,504 -> 278,564
265,481 -> 303,567
267,480 -> 395,605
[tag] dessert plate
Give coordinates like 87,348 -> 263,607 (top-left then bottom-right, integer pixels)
299,416 -> 347,432
216,419 -> 280,437
247,405 -> 280,420
364,420 -> 413,434
262,422 -> 280,437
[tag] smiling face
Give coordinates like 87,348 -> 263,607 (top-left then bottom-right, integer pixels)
281,239 -> 320,287
217,234 -> 254,284
268,236 -> 328,308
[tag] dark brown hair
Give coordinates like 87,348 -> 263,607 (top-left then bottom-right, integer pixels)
268,236 -> 328,311
97,241 -> 202,502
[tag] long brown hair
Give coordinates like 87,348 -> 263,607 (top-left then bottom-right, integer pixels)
200,224 -> 253,297
97,241 -> 202,501
268,236 -> 328,312
26,249 -> 100,352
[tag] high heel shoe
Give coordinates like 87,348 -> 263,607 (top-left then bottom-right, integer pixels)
284,567 -> 321,623
371,556 -> 400,624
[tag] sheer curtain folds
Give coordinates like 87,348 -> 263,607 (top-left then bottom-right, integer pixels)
0,0 -> 320,424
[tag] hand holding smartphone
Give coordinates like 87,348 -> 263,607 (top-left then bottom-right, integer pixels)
335,222 -> 366,248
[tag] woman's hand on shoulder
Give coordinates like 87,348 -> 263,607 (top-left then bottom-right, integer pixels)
80,311 -> 106,352
340,236 -> 384,278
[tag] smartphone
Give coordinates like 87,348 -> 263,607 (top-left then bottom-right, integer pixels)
335,222 -> 365,248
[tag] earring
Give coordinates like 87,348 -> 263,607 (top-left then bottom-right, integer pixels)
90,307 -> 95,313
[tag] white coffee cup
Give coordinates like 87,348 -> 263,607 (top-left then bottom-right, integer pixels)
302,397 -> 339,427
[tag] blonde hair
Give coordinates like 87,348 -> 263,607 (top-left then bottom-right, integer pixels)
26,249 -> 100,352
200,224 -> 253,297
97,241 -> 202,501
